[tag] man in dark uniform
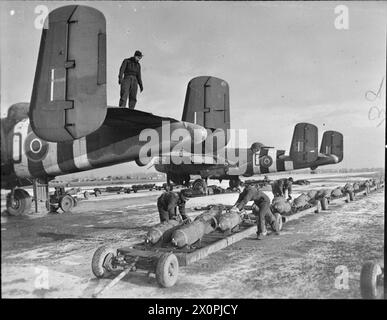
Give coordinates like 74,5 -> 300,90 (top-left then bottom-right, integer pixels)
118,50 -> 144,109
271,177 -> 293,200
232,185 -> 280,239
157,191 -> 190,223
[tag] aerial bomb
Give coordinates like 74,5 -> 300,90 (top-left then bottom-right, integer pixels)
218,211 -> 242,231
171,205 -> 223,248
292,193 -> 310,210
306,190 -> 318,200
171,220 -> 208,248
330,187 -> 343,198
353,182 -> 360,191
145,219 -> 180,244
271,196 -> 292,214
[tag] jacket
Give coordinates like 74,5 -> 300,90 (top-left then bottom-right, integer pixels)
235,186 -> 270,210
118,57 -> 143,90
157,191 -> 187,219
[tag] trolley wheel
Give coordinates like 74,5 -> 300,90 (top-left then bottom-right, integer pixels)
314,200 -> 321,213
360,262 -> 384,299
59,195 -> 74,213
320,197 -> 329,210
156,253 -> 179,288
84,191 -> 90,199
94,189 -> 102,197
274,213 -> 283,231
91,246 -> 117,278
6,189 -> 32,216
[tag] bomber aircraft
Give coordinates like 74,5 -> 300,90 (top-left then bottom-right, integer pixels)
0,5 -> 226,215
151,77 -> 344,192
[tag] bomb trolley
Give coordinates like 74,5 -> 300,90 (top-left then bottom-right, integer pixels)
90,184 -> 381,296
91,201 -> 323,295
91,218 -> 266,295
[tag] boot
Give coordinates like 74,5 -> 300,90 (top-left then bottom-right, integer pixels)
257,230 -> 267,240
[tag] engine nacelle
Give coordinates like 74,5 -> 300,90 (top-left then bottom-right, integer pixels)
250,142 -> 264,153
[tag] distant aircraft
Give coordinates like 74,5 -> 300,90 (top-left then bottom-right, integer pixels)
154,123 -> 343,191
153,79 -> 344,191
0,5 -> 222,215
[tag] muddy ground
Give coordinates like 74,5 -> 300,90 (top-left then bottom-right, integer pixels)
1,172 -> 384,298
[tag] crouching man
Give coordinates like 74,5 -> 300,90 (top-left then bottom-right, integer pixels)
232,185 -> 280,240
157,191 -> 190,223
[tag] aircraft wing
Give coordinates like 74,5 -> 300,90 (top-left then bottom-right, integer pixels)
146,151 -> 237,169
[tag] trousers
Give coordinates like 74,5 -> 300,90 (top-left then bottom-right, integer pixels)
119,76 -> 138,109
253,201 -> 276,234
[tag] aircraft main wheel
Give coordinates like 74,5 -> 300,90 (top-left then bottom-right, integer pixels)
192,179 -> 207,194
91,246 -> 117,278
59,195 -> 74,213
6,189 -> 32,216
94,189 -> 102,197
156,253 -> 179,288
360,262 -> 384,299
84,191 -> 90,199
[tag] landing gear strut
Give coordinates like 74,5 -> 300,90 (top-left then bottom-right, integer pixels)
6,189 -> 32,216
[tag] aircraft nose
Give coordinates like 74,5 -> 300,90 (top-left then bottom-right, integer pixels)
182,122 -> 208,143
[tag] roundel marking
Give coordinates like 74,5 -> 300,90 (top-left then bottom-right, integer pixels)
260,155 -> 273,168
30,138 -> 42,153
25,132 -> 49,162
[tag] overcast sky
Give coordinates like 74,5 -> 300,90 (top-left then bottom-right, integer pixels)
0,1 -> 385,176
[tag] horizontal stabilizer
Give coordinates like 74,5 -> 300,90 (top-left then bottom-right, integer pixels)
103,108 -> 178,132
289,123 -> 318,163
30,5 -> 107,142
320,130 -> 343,162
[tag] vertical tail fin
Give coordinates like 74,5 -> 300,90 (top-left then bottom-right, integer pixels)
289,123 -> 318,163
182,76 -> 230,132
320,131 -> 343,162
182,76 -> 230,152
30,5 -> 107,142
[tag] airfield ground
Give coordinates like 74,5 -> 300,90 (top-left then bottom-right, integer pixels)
1,172 -> 384,298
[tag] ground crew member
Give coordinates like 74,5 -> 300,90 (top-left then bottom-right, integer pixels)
118,50 -> 144,109
271,177 -> 293,200
232,185 -> 280,240
157,191 -> 189,223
